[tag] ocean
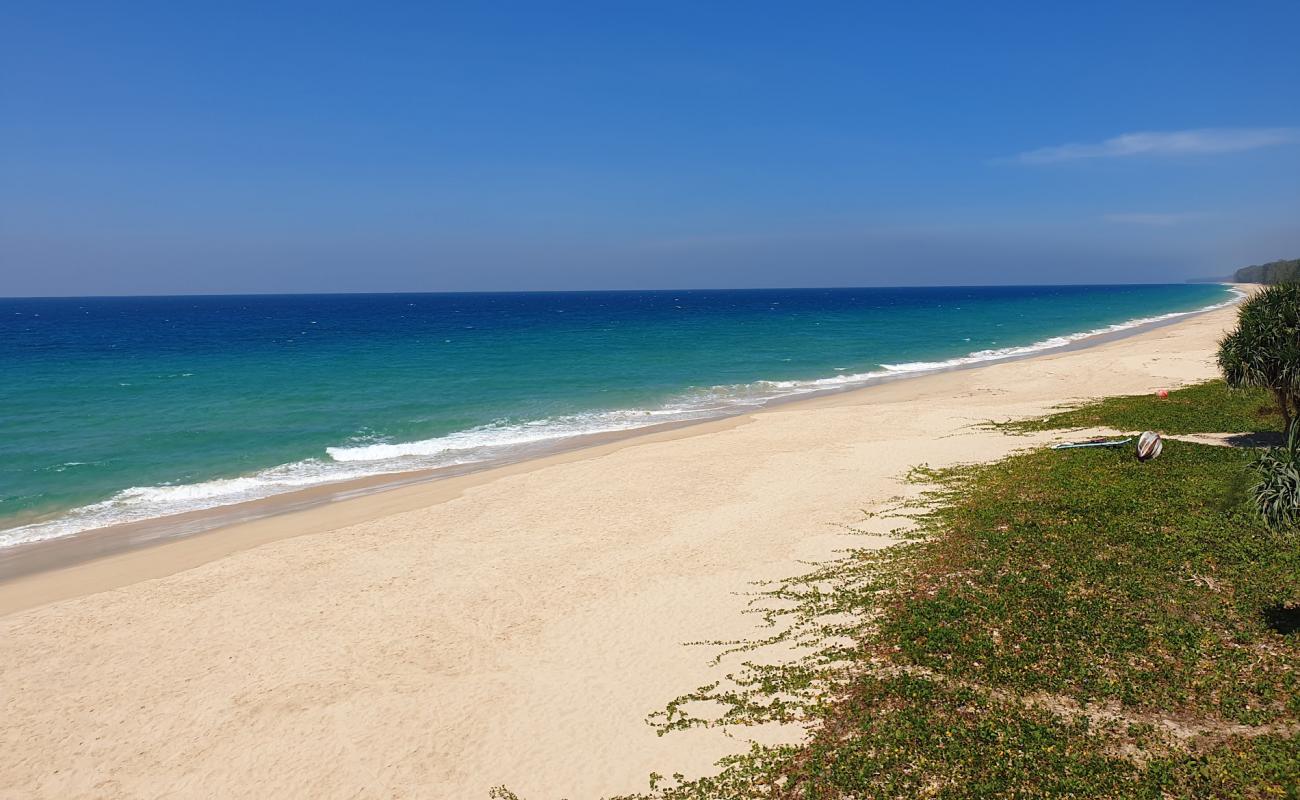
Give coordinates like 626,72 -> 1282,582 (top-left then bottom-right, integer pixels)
0,283 -> 1237,546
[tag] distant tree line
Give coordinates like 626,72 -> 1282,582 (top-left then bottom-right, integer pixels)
1235,258 -> 1300,284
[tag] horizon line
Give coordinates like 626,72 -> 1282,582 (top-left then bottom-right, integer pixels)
0,280 -> 1237,301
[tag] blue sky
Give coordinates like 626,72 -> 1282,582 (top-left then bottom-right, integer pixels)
2,1 -> 1299,295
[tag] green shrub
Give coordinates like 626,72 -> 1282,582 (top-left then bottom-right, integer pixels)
1252,420 -> 1300,532
1218,284 -> 1300,430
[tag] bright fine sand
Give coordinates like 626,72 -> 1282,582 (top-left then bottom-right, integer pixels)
0,298 -> 1246,799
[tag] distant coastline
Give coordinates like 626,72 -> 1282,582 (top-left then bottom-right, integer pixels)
1234,257 -> 1300,284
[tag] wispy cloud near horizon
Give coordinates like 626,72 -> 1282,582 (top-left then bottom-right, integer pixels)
1102,211 -> 1214,227
1010,128 -> 1298,165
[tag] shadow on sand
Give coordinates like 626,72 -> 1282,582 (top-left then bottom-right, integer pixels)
1222,431 -> 1285,448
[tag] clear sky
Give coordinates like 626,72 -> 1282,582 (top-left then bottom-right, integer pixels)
3,1 -> 1299,295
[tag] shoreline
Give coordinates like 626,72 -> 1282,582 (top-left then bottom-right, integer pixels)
0,294 -> 1249,799
0,285 -> 1245,594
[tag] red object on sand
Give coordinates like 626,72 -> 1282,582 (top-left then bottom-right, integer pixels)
1157,389 -> 1169,399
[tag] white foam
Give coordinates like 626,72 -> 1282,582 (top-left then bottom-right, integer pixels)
877,288 -> 1245,375
0,460 -> 393,547
1,286 -> 1244,548
326,405 -> 717,463
0,406 -> 731,547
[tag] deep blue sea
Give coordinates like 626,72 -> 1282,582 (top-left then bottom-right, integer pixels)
0,284 -> 1237,546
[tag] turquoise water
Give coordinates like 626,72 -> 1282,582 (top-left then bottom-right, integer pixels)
0,284 -> 1237,545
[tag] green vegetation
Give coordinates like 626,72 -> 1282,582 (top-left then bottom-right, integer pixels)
495,384 -> 1300,798
1219,284 -> 1300,429
999,379 -> 1280,435
1235,258 -> 1300,285
1252,424 -> 1300,534
563,383 -> 1300,799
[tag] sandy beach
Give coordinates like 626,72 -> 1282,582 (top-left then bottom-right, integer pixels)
0,297 -> 1246,799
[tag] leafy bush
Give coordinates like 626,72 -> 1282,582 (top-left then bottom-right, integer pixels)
1252,420 -> 1300,532
1218,284 -> 1300,430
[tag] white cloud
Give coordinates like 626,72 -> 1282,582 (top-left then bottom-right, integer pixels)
1011,128 -> 1298,165
1102,211 -> 1213,227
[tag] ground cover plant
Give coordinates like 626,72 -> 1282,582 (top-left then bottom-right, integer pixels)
596,398 -> 1300,798
998,380 -> 1280,436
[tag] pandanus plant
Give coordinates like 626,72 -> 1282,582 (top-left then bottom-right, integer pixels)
1252,419 -> 1300,532
1217,283 -> 1300,431
1220,284 -> 1300,531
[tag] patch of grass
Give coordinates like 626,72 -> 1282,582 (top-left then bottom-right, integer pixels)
1001,380 -> 1281,435
882,443 -> 1300,724
615,440 -> 1300,799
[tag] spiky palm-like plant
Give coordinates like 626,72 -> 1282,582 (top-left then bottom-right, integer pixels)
1217,283 -> 1300,431
1252,419 -> 1300,532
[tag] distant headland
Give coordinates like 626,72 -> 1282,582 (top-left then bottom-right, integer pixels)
1234,257 -> 1300,284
